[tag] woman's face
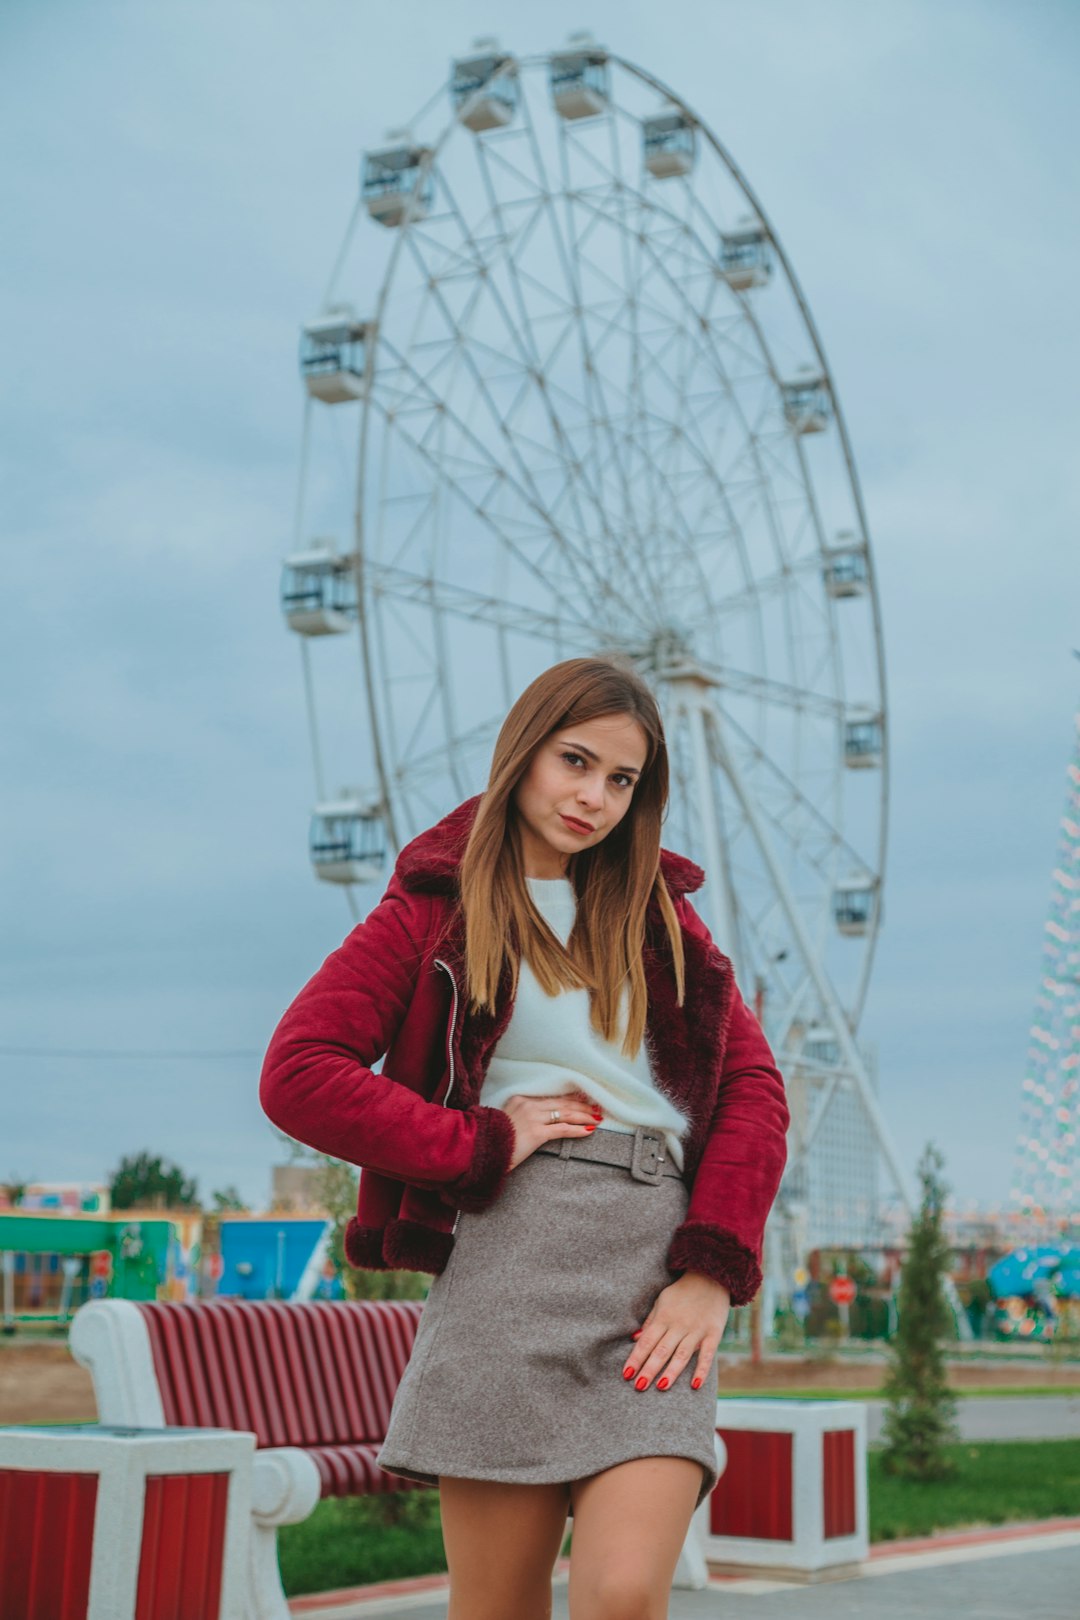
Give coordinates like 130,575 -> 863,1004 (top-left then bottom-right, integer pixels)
512,712 -> 650,878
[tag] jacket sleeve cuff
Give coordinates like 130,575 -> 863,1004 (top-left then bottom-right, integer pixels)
439,1105 -> 517,1212
666,1220 -> 762,1306
343,1219 -> 392,1270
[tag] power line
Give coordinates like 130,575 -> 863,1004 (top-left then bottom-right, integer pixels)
0,1045 -> 260,1061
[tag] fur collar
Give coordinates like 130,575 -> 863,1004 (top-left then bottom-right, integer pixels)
395,793 -> 706,900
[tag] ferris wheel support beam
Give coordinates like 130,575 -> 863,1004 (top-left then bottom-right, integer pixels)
665,670 -> 744,985
796,1072 -> 843,1166
700,683 -> 912,1216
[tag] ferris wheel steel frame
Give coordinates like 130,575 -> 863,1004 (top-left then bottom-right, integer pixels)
289,44 -> 907,1246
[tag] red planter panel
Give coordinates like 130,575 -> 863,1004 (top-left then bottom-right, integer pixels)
135,1473 -> 229,1620
822,1428 -> 856,1539
0,1469 -> 98,1620
709,1429 -> 793,1541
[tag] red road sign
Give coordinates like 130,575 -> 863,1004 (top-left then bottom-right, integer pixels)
90,1251 -> 112,1280
829,1276 -> 856,1306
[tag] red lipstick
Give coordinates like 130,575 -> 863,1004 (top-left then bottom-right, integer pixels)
560,813 -> 594,834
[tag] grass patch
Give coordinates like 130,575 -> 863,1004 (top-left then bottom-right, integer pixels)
869,1439 -> 1080,1542
277,1491 -> 448,1600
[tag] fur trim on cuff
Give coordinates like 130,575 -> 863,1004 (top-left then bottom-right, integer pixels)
383,1218 -> 455,1275
343,1218 -> 391,1271
442,1104 -> 517,1213
666,1221 -> 762,1306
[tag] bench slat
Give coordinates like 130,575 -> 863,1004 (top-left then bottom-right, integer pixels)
133,1300 -> 425,1463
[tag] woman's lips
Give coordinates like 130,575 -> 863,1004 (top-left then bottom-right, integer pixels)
560,813 -> 594,834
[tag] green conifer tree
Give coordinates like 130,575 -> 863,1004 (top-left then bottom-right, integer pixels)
880,1142 -> 959,1479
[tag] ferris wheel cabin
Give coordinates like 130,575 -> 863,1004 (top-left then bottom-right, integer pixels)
451,46 -> 519,131
719,218 -> 773,290
782,366 -> 832,435
833,877 -> 877,937
823,532 -> 869,599
300,311 -> 372,404
844,708 -> 884,770
642,110 -> 696,178
802,1025 -> 841,1069
309,799 -> 387,885
549,42 -> 610,120
281,544 -> 357,636
362,141 -> 434,227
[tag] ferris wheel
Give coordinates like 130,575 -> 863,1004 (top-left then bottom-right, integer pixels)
281,33 -> 904,1242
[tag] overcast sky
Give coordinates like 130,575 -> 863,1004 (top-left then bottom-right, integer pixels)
2,0 -> 1078,1220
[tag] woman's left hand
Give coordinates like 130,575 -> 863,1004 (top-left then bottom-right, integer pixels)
622,1273 -> 731,1392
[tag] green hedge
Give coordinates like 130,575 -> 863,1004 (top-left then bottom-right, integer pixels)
278,1490 -> 446,1599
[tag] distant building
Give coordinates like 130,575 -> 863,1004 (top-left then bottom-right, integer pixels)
270,1164 -> 328,1213
218,1214 -> 341,1301
0,1208 -> 198,1320
1,1182 -> 110,1214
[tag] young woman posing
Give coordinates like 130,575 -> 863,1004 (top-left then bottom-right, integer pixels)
260,654 -> 789,1620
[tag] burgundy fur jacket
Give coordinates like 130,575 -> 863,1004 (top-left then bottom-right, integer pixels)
259,795 -> 789,1305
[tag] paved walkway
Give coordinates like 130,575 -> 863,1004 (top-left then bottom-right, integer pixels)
288,1520 -> 1080,1619
864,1393 -> 1080,1442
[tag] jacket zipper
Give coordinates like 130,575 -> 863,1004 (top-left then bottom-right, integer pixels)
434,957 -> 462,1235
434,958 -> 459,1107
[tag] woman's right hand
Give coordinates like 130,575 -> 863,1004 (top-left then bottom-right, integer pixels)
502,1089 -> 603,1171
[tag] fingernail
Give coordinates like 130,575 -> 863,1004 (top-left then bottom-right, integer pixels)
623,1365 -> 635,1380
630,1329 -> 641,1339
657,1377 -> 669,1390
585,1125 -> 596,1132
635,1375 -> 648,1391
691,1377 -> 702,1390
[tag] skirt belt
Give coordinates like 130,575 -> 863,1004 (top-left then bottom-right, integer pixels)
534,1122 -> 685,1185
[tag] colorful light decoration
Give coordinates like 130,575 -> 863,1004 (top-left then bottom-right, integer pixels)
1010,702 -> 1080,1229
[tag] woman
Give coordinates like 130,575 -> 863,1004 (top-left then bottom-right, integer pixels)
259,654 -> 789,1620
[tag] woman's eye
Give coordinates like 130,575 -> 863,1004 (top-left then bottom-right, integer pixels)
562,751 -> 632,789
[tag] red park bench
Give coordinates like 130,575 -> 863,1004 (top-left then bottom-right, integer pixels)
70,1297 -> 429,1620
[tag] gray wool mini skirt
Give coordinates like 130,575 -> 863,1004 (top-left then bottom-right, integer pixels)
376,1124 -> 721,1514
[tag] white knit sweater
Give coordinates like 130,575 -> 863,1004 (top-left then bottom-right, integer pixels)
478,875 -> 689,1171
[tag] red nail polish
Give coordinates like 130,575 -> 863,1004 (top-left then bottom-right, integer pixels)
630,1329 -> 641,1339
635,1375 -> 648,1390
691,1377 -> 702,1389
623,1365 -> 635,1380
657,1377 -> 669,1390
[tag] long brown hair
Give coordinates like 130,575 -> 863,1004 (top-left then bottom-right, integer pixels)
458,655 -> 686,1056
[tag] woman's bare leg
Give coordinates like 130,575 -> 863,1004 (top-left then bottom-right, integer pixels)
440,1476 -> 571,1620
566,1456 -> 703,1620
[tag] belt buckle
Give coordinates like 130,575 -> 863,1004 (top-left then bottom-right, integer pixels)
630,1127 -> 666,1185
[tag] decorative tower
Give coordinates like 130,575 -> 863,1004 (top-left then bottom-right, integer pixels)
1011,696 -> 1080,1234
